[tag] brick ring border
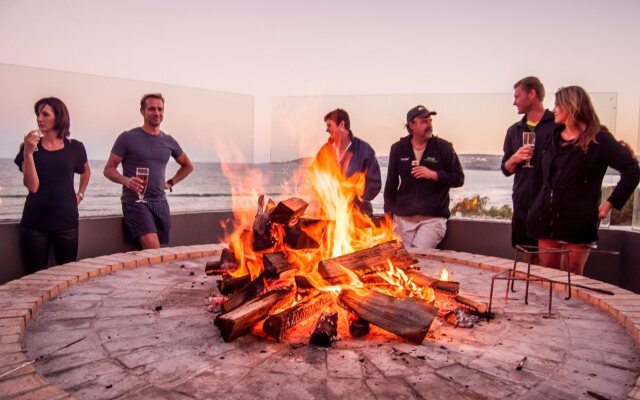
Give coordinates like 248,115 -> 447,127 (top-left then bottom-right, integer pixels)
1,244 -> 639,399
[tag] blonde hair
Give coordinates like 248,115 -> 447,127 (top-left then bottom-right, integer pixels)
555,86 -> 601,152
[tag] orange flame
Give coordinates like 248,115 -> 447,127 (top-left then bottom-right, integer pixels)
218,141 -> 428,304
439,267 -> 449,281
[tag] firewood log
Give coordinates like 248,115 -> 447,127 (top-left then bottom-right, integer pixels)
454,295 -> 489,316
263,292 -> 334,342
318,240 -> 417,286
283,218 -> 327,249
214,286 -> 294,342
405,270 -> 459,296
338,289 -> 438,344
268,197 -> 308,224
263,252 -> 294,279
217,274 -> 251,295
310,311 -> 338,347
349,314 -> 370,337
205,248 -> 238,276
220,274 -> 265,314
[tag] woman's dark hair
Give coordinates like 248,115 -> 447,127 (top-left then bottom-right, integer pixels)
34,97 -> 71,139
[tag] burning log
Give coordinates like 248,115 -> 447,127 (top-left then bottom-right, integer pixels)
217,274 -> 251,295
263,252 -> 294,279
283,218 -> 327,249
205,248 -> 238,276
252,195 -> 270,236
220,275 -> 266,314
454,295 -> 489,316
348,314 -> 370,337
215,286 -> 294,342
404,270 -> 460,297
318,240 -> 417,286
309,311 -> 338,347
338,290 -> 438,344
294,275 -> 315,290
263,292 -> 334,342
268,197 -> 308,225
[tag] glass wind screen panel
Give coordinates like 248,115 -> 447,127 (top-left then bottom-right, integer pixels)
0,64 -> 253,220
271,92 -> 617,218
633,103 -> 640,231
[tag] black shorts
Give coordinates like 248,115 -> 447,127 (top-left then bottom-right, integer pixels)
122,200 -> 171,244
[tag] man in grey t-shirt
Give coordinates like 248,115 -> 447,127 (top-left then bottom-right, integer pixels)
104,93 -> 193,249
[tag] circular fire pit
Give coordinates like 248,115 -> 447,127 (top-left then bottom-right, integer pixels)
2,246 -> 640,399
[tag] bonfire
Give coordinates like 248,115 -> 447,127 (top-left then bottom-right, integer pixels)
205,145 -> 488,345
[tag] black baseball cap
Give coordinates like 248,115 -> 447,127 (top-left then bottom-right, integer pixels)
406,105 -> 437,123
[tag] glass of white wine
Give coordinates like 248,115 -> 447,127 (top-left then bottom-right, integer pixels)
26,130 -> 44,152
135,167 -> 149,203
523,131 -> 535,168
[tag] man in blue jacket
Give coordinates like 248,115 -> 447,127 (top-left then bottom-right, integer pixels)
384,105 -> 464,248
316,108 -> 381,216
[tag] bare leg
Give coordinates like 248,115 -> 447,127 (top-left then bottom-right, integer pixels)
564,243 -> 591,275
537,239 -> 563,270
139,232 -> 161,249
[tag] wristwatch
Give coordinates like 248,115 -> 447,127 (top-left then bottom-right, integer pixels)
166,179 -> 174,192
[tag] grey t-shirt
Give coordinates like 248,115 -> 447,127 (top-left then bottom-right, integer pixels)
111,127 -> 183,202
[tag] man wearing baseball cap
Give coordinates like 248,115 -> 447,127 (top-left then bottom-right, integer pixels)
383,105 -> 464,248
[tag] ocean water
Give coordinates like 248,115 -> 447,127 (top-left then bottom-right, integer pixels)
0,158 -> 514,222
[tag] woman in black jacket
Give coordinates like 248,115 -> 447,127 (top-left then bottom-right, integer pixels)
527,86 -> 639,275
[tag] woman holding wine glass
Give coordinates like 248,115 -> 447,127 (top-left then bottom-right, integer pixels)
14,97 -> 91,272
527,86 -> 639,275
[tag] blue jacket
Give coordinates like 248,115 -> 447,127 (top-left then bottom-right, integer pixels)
318,135 -> 381,214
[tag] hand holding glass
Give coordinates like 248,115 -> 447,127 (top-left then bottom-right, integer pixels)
135,167 -> 149,203
25,130 -> 44,152
523,132 -> 535,168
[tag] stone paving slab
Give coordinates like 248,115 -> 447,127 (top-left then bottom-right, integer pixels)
0,246 -> 638,399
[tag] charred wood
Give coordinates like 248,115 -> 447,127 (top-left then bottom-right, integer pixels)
220,275 -> 266,314
454,295 -> 489,316
217,274 -> 251,295
310,311 -> 338,347
252,195 -> 270,237
338,289 -> 438,344
404,270 -> 459,296
349,314 -> 370,338
263,292 -> 334,342
268,197 -> 308,225
283,218 -> 327,249
318,240 -> 417,286
205,248 -> 238,276
263,252 -> 294,279
215,286 -> 294,342
294,275 -> 316,290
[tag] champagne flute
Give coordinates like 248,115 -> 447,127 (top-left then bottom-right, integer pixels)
523,131 -> 535,168
135,167 -> 149,203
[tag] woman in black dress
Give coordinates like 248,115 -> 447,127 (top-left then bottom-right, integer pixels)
527,86 -> 639,275
15,97 -> 91,272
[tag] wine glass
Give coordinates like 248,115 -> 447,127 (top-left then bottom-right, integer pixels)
135,167 -> 149,203
523,131 -> 535,168
26,130 -> 44,152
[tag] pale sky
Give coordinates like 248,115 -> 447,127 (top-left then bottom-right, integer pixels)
1,0 -> 639,162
